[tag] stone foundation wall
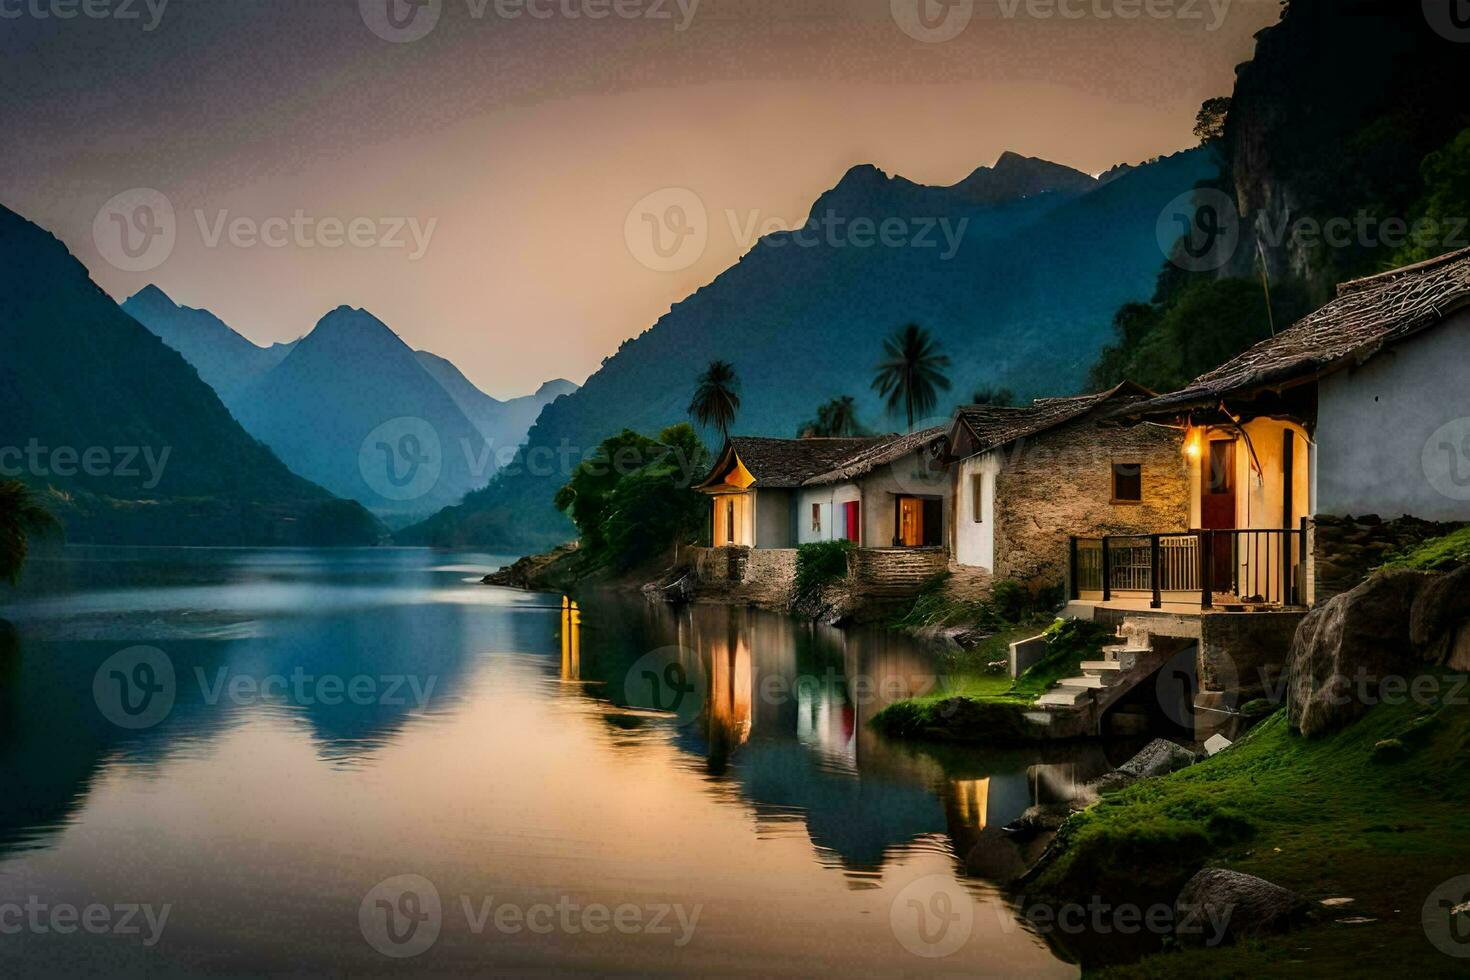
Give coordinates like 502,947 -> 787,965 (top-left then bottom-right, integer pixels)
1312,514 -> 1463,603
994,416 -> 1189,590
1198,609 -> 1307,702
847,547 -> 949,596
688,545 -> 797,606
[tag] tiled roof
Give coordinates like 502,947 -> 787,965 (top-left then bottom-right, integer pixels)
1132,246 -> 1470,415
802,427 -> 947,486
950,382 -> 1153,456
700,436 -> 884,489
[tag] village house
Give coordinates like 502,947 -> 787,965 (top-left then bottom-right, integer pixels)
947,382 -> 1189,592
1032,247 -> 1470,734
687,429 -> 952,608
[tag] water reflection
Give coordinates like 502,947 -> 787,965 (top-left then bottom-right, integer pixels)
562,594 -> 1119,884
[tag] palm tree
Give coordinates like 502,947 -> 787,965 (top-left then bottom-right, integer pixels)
0,481 -> 60,586
872,324 -> 952,431
688,360 -> 741,443
799,396 -> 865,438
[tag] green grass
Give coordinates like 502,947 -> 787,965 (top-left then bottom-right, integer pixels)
1025,683 -> 1470,976
1384,523 -> 1470,572
871,619 -> 1111,740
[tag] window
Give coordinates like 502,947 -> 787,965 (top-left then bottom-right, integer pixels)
972,474 -> 985,522
1112,463 -> 1142,503
811,503 -> 822,533
726,498 -> 736,541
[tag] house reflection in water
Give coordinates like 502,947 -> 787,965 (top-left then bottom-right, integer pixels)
950,779 -> 990,832
560,596 -> 581,681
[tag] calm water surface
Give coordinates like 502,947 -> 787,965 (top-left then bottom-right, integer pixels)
0,547 -> 1105,976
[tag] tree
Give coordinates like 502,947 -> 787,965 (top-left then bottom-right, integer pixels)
1390,126 -> 1470,267
871,324 -> 952,432
555,426 -> 711,571
688,360 -> 741,443
1194,96 -> 1232,149
969,386 -> 1016,407
798,396 -> 867,438
0,481 -> 60,586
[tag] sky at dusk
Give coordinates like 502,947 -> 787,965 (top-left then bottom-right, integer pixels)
1,0 -> 1281,397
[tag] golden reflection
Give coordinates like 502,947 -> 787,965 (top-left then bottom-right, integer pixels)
560,596 -> 580,681
950,779 -> 991,831
707,631 -> 752,751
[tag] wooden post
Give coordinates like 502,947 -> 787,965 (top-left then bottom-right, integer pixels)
1101,535 -> 1112,603
1199,530 -> 1214,609
1151,535 -> 1162,609
1068,537 -> 1080,601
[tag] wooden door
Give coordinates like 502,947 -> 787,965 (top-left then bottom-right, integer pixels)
1201,440 -> 1236,590
898,497 -> 923,547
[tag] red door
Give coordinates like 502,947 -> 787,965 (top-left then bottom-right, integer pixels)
842,501 -> 860,543
1201,440 -> 1236,592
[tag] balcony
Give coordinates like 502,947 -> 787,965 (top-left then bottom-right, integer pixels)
1069,524 -> 1310,611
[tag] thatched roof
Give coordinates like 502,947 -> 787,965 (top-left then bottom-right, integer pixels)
803,427 -> 947,486
695,436 -> 884,490
949,382 -> 1154,458
1129,246 -> 1470,416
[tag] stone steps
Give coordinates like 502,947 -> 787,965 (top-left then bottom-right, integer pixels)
1031,617 -> 1160,720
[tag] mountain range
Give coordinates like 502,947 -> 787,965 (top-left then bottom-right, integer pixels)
400,148 -> 1218,549
0,204 -> 382,546
123,287 -> 577,526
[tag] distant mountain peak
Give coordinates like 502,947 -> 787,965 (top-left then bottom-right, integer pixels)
302,306 -> 408,353
951,152 -> 1097,204
536,378 -> 579,398
126,283 -> 176,311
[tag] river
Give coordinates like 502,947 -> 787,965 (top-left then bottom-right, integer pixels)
0,546 -> 1114,975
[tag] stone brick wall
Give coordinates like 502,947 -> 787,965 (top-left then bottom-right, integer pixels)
847,547 -> 949,596
994,417 -> 1189,589
1312,514 -> 1464,603
688,545 -> 797,606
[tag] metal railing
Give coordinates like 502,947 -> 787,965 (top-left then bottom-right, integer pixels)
1070,521 -> 1309,609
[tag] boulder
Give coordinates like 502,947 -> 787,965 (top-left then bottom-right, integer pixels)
1117,738 -> 1197,779
1175,868 -> 1309,946
1409,564 -> 1470,664
1287,569 -> 1428,737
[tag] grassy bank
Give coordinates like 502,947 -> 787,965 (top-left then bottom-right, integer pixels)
1028,684 -> 1470,976
871,620 -> 1110,741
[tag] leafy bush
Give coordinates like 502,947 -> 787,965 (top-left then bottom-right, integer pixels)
795,539 -> 855,597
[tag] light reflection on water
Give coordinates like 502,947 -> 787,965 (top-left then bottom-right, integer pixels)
0,547 -> 1094,976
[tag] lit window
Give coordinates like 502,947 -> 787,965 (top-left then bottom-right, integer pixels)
812,503 -> 821,532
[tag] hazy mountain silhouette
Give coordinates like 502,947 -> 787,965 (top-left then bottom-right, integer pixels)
122,284 -> 296,405
231,307 -> 496,526
0,204 -> 381,545
413,350 -> 578,451
401,149 -> 1216,548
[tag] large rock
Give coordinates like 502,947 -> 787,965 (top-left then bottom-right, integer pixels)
1085,738 -> 1195,796
1287,569 -> 1428,737
1175,868 -> 1308,946
1409,564 -> 1470,664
